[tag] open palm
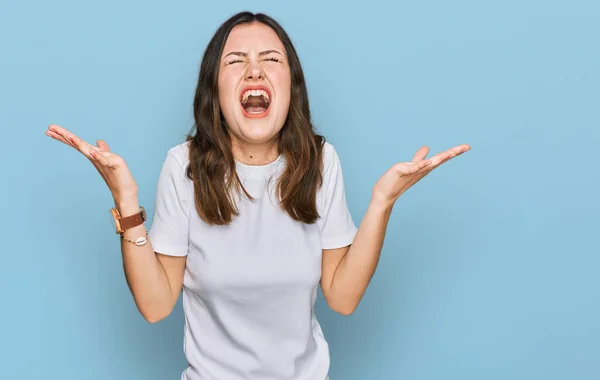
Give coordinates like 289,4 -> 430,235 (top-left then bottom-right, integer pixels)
45,124 -> 138,201
372,144 -> 470,206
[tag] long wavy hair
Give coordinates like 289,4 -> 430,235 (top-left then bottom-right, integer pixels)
185,11 -> 325,226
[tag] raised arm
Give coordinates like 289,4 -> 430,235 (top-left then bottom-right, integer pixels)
321,144 -> 470,315
46,124 -> 184,323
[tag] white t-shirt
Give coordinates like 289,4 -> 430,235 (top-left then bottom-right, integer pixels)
148,140 -> 357,380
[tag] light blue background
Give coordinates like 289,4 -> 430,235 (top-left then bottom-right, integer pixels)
1,0 -> 598,379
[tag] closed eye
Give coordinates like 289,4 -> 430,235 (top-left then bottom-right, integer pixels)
263,57 -> 280,62
227,59 -> 244,65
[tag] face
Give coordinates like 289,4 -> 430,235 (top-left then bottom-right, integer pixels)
218,22 -> 291,152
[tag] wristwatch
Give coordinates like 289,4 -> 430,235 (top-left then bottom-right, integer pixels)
110,206 -> 146,234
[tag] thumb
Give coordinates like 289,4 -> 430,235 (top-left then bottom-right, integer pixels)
96,139 -> 111,152
412,146 -> 429,162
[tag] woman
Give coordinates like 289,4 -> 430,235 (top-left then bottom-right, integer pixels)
45,11 -> 469,380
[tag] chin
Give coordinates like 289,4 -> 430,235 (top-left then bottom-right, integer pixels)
234,117 -> 282,144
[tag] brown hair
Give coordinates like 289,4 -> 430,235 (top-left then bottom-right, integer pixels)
186,11 -> 325,225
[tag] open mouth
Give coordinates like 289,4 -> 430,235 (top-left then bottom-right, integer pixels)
240,86 -> 271,118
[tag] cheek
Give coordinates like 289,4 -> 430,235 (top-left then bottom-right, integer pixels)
280,86 -> 292,113
273,72 -> 292,110
218,78 -> 237,114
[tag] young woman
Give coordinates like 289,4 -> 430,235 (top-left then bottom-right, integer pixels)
45,11 -> 469,380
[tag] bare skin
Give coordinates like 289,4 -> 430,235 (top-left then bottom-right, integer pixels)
46,21 -> 470,319
320,144 -> 470,315
45,124 -> 185,323
45,128 -> 469,319
214,23 -> 472,314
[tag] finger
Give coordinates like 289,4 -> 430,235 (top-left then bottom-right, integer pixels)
64,132 -> 102,160
48,125 -> 114,156
446,144 -> 470,156
96,139 -> 111,152
47,127 -> 110,174
88,141 -> 114,175
412,146 -> 430,162
87,151 -> 111,183
89,148 -> 114,167
90,149 -> 125,170
46,129 -> 77,149
430,145 -> 470,167
48,124 -> 93,152
48,124 -> 76,141
396,159 -> 432,175
47,126 -> 117,187
48,125 -> 87,152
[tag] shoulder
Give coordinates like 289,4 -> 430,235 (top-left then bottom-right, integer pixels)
321,141 -> 336,165
156,141 -> 192,177
321,140 -> 342,174
156,141 -> 192,186
164,140 -> 191,168
317,141 -> 345,201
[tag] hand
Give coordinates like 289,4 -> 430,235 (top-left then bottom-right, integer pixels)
372,144 -> 470,207
45,124 -> 139,203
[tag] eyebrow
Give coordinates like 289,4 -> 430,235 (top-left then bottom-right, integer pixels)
223,49 -> 284,59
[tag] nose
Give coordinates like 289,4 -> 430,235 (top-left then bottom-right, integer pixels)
244,59 -> 265,81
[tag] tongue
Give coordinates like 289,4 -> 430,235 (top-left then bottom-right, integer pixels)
242,96 -> 269,114
245,106 -> 267,114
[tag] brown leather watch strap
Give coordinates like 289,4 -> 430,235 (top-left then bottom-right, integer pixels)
119,207 -> 146,232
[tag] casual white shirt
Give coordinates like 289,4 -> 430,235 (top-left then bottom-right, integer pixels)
148,140 -> 357,380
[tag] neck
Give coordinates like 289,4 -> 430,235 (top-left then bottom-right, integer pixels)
231,139 -> 279,166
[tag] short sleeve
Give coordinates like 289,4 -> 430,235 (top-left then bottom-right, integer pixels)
148,147 -> 192,256
317,143 -> 358,250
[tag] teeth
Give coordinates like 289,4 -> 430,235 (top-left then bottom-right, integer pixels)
241,89 -> 270,104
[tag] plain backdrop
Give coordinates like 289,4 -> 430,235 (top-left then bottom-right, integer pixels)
1,0 -> 599,379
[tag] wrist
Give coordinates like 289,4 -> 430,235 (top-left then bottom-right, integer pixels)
369,193 -> 395,214
114,196 -> 140,216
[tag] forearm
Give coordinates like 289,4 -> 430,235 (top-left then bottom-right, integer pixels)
116,197 -> 174,322
329,196 -> 393,313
